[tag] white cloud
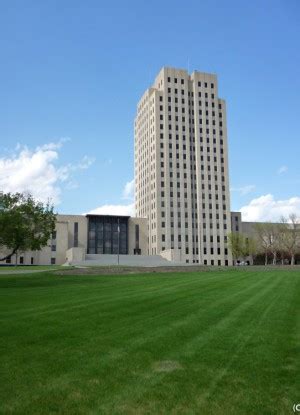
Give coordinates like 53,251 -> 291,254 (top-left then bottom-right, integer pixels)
86,180 -> 136,217
76,155 -> 95,170
64,181 -> 79,190
278,165 -> 288,175
37,137 -> 71,151
230,185 -> 256,195
0,140 -> 94,205
240,194 -> 300,222
87,203 -> 135,217
122,179 -> 134,200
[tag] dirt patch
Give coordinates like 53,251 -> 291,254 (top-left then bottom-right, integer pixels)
54,265 -> 218,276
153,360 -> 183,373
54,264 -> 300,276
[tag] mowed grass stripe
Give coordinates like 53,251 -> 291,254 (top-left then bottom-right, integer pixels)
0,270 -> 250,319
97,272 -> 297,415
0,271 -> 276,379
1,268 -> 272,319
0,271 -> 215,315
91,272 -> 283,411
1,271 -> 268,351
0,270 -> 299,415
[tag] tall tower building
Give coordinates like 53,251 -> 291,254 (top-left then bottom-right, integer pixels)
134,67 -> 232,265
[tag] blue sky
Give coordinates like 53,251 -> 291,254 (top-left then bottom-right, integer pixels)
0,0 -> 299,221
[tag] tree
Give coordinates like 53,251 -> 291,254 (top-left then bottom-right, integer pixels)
280,214 -> 300,266
267,223 -> 281,265
0,192 -> 56,262
228,232 -> 256,264
244,236 -> 257,260
255,223 -> 270,265
275,222 -> 288,265
228,233 -> 244,264
254,223 -> 276,265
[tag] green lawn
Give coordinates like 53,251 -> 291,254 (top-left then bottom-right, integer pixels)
0,269 -> 299,415
0,265 -> 64,273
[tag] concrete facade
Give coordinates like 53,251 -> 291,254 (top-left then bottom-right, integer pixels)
135,67 -> 232,265
231,212 -> 242,234
0,215 -> 148,266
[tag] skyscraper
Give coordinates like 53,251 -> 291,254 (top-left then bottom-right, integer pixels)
134,67 -> 232,265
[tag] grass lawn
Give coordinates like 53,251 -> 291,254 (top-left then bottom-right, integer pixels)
0,265 -> 64,273
0,269 -> 299,415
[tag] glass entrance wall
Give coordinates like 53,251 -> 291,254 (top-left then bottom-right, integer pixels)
87,215 -> 129,255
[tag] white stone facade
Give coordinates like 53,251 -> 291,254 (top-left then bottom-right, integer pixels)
135,67 -> 232,265
0,215 -> 148,266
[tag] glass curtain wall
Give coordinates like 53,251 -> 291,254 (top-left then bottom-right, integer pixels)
87,216 -> 128,254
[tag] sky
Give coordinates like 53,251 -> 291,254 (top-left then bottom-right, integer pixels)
0,0 -> 299,222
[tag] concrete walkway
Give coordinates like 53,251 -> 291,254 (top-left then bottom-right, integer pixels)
75,254 -> 187,268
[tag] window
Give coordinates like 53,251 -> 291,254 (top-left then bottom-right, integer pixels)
52,231 -> 57,239
74,222 -> 78,247
19,256 -> 24,264
51,244 -> 56,252
135,224 -> 140,251
51,258 -> 56,265
87,216 -> 128,255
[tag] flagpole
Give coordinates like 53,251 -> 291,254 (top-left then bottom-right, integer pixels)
117,218 -> 120,266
